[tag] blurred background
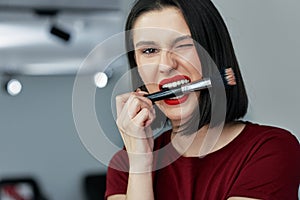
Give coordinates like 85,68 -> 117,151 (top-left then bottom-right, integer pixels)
0,0 -> 299,199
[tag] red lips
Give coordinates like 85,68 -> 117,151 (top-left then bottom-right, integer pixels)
159,75 -> 191,105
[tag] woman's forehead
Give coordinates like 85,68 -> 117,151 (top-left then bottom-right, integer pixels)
132,28 -> 192,47
132,7 -> 191,44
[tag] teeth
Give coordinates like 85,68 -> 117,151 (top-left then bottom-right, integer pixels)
170,94 -> 185,99
162,79 -> 190,89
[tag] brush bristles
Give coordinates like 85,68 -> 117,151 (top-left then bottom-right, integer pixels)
223,68 -> 236,86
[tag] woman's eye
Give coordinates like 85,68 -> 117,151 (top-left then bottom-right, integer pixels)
142,48 -> 158,55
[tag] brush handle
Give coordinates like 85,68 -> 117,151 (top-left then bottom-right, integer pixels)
145,79 -> 212,102
145,87 -> 183,102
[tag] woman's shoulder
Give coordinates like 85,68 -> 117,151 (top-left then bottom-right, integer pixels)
243,121 -> 298,142
237,121 -> 299,156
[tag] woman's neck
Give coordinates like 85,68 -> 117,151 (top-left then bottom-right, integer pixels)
171,121 -> 246,157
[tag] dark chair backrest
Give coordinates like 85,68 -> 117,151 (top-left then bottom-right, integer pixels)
83,173 -> 106,200
0,177 -> 47,200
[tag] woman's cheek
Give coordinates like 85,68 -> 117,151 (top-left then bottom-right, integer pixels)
178,50 -> 202,75
138,66 -> 158,91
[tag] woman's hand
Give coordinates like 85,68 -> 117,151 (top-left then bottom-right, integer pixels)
116,91 -> 156,173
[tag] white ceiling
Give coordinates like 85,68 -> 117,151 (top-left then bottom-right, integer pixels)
0,0 -> 121,10
0,0 -> 126,75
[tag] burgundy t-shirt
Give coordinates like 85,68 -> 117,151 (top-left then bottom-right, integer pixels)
105,122 -> 300,200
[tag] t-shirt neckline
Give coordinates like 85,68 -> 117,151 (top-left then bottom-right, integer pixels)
168,121 -> 251,161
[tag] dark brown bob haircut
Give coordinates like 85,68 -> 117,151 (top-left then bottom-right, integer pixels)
125,0 -> 248,130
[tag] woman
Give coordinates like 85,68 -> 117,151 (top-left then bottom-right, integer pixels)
105,0 -> 300,199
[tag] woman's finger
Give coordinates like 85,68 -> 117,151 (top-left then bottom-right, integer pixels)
116,92 -> 132,116
132,107 -> 153,127
126,95 -> 152,119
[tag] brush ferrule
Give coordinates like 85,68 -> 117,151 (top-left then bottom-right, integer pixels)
181,78 -> 212,93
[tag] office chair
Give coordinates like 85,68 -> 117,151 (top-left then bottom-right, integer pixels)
83,173 -> 106,200
0,177 -> 47,200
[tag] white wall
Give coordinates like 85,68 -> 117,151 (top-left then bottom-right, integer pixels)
0,74 -> 125,200
212,0 -> 300,140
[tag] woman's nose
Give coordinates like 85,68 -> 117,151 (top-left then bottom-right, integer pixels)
158,50 -> 178,74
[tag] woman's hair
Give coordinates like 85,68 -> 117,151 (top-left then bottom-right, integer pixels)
125,0 -> 248,130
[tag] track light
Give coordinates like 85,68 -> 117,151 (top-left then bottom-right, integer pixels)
94,72 -> 108,88
94,69 -> 113,88
6,79 -> 22,96
34,9 -> 72,42
50,25 -> 71,42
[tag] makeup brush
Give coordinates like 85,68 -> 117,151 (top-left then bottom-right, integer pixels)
145,68 -> 236,102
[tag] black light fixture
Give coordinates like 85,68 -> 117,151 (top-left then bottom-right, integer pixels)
34,9 -> 72,42
50,25 -> 71,42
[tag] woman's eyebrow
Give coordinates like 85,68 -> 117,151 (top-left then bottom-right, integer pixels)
134,35 -> 192,48
172,35 -> 193,45
135,41 -> 157,48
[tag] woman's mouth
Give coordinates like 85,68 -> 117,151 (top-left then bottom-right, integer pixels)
159,75 -> 191,105
161,79 -> 190,90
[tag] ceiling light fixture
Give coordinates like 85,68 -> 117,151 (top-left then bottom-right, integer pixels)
50,24 -> 71,42
5,78 -> 22,96
34,9 -> 72,42
94,68 -> 113,88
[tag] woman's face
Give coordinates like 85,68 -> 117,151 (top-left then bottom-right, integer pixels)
132,7 -> 202,123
